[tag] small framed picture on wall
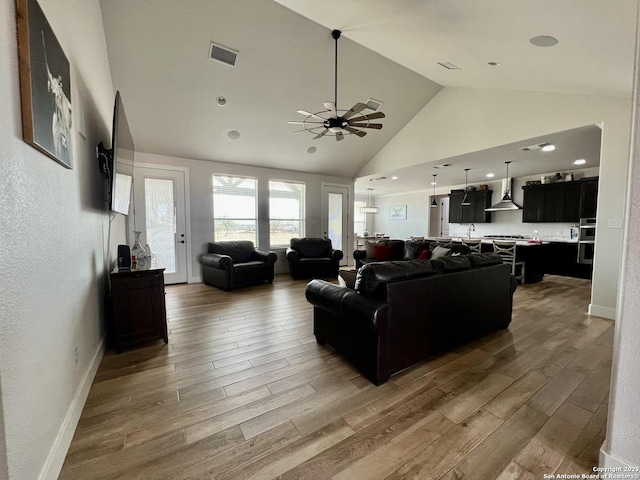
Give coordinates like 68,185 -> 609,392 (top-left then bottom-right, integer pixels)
389,205 -> 407,220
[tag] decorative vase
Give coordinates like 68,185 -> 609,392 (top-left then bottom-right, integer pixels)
131,231 -> 147,269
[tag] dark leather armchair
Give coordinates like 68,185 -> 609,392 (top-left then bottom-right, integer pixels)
286,238 -> 343,279
199,241 -> 277,290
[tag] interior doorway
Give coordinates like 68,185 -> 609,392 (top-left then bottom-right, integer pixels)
429,195 -> 450,237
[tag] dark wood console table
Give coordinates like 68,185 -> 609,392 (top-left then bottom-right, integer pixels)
109,268 -> 168,352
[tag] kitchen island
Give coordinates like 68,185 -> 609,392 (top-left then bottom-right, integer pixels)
427,236 -> 590,283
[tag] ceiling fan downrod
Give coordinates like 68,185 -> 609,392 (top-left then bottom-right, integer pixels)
332,29 -> 341,110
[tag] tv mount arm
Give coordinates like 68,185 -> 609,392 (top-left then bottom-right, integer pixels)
96,141 -> 113,179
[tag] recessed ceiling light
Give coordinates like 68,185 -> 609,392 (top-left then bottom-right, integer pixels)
227,130 -> 240,140
307,146 -> 317,154
488,62 -> 501,67
541,144 -> 556,152
530,35 -> 558,47
217,96 -> 227,107
391,176 -> 398,180
574,159 -> 587,165
486,173 -> 495,178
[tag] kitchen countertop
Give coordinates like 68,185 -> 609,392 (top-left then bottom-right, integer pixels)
426,237 -> 578,247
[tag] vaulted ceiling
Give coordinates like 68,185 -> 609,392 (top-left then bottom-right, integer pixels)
100,0 -> 637,189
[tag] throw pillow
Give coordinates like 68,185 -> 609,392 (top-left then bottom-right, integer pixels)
431,245 -> 451,259
374,244 -> 394,260
365,241 -> 376,259
418,249 -> 431,260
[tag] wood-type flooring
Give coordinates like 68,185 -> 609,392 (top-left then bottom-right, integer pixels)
60,273 -> 612,479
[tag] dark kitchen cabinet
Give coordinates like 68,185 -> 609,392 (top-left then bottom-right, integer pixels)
109,268 -> 168,352
522,181 -> 581,223
580,177 -> 599,218
448,190 -> 492,224
543,242 -> 593,279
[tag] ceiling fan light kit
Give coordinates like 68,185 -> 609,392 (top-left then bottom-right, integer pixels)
288,29 -> 385,141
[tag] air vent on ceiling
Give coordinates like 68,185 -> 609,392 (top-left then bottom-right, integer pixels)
437,61 -> 461,70
520,143 -> 548,152
365,98 -> 383,111
209,42 -> 238,67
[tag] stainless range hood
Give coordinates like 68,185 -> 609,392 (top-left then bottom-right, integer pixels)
485,177 -> 522,211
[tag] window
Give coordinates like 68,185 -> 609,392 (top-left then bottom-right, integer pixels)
213,175 -> 257,244
269,180 -> 305,247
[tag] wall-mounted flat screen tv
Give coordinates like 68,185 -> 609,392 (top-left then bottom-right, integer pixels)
97,91 -> 134,215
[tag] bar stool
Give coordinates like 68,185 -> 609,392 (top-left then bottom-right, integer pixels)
492,240 -> 525,283
435,237 -> 452,246
462,238 -> 482,253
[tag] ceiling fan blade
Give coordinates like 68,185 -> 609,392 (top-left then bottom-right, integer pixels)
336,131 -> 344,141
287,121 -> 324,125
342,103 -> 368,120
347,112 -> 386,123
323,102 -> 337,118
345,126 -> 367,137
349,123 -> 383,130
313,129 -> 329,140
297,110 -> 327,121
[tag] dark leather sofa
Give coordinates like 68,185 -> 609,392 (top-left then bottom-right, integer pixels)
199,241 -> 277,290
286,238 -> 343,279
305,253 -> 517,385
354,239 -> 470,269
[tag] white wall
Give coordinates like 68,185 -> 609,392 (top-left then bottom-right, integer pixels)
134,152 -> 355,277
601,10 -> 640,470
367,191 -> 430,239
0,0 -> 114,478
359,87 -> 632,319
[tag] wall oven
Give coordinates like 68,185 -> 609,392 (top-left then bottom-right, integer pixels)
578,217 -> 596,264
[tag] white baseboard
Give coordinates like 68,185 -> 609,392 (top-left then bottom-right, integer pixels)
600,447 -> 639,474
39,336 -> 105,480
589,303 -> 616,320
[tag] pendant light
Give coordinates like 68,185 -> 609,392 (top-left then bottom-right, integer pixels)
430,174 -> 438,207
361,188 -> 379,214
461,168 -> 471,206
485,161 -> 522,211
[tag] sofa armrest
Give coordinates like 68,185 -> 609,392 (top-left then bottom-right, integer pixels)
331,249 -> 344,263
253,249 -> 277,265
353,249 -> 367,261
305,279 -> 386,333
285,247 -> 300,262
198,253 -> 232,270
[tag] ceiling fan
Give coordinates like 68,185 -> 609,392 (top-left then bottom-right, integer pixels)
288,29 -> 385,141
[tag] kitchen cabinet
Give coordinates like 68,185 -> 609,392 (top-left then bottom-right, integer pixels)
522,181 -> 581,222
448,190 -> 492,224
579,177 -> 599,218
543,242 -> 593,279
109,268 -> 168,352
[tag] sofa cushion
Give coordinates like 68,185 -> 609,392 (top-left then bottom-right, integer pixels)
430,255 -> 472,274
355,260 -> 435,299
207,241 -> 255,263
233,261 -> 267,275
290,238 -> 332,258
468,253 -> 503,268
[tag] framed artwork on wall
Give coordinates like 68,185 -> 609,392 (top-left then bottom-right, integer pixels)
389,205 -> 407,220
16,0 -> 74,169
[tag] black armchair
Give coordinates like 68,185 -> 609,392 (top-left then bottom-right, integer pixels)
199,241 -> 277,290
286,237 -> 343,279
